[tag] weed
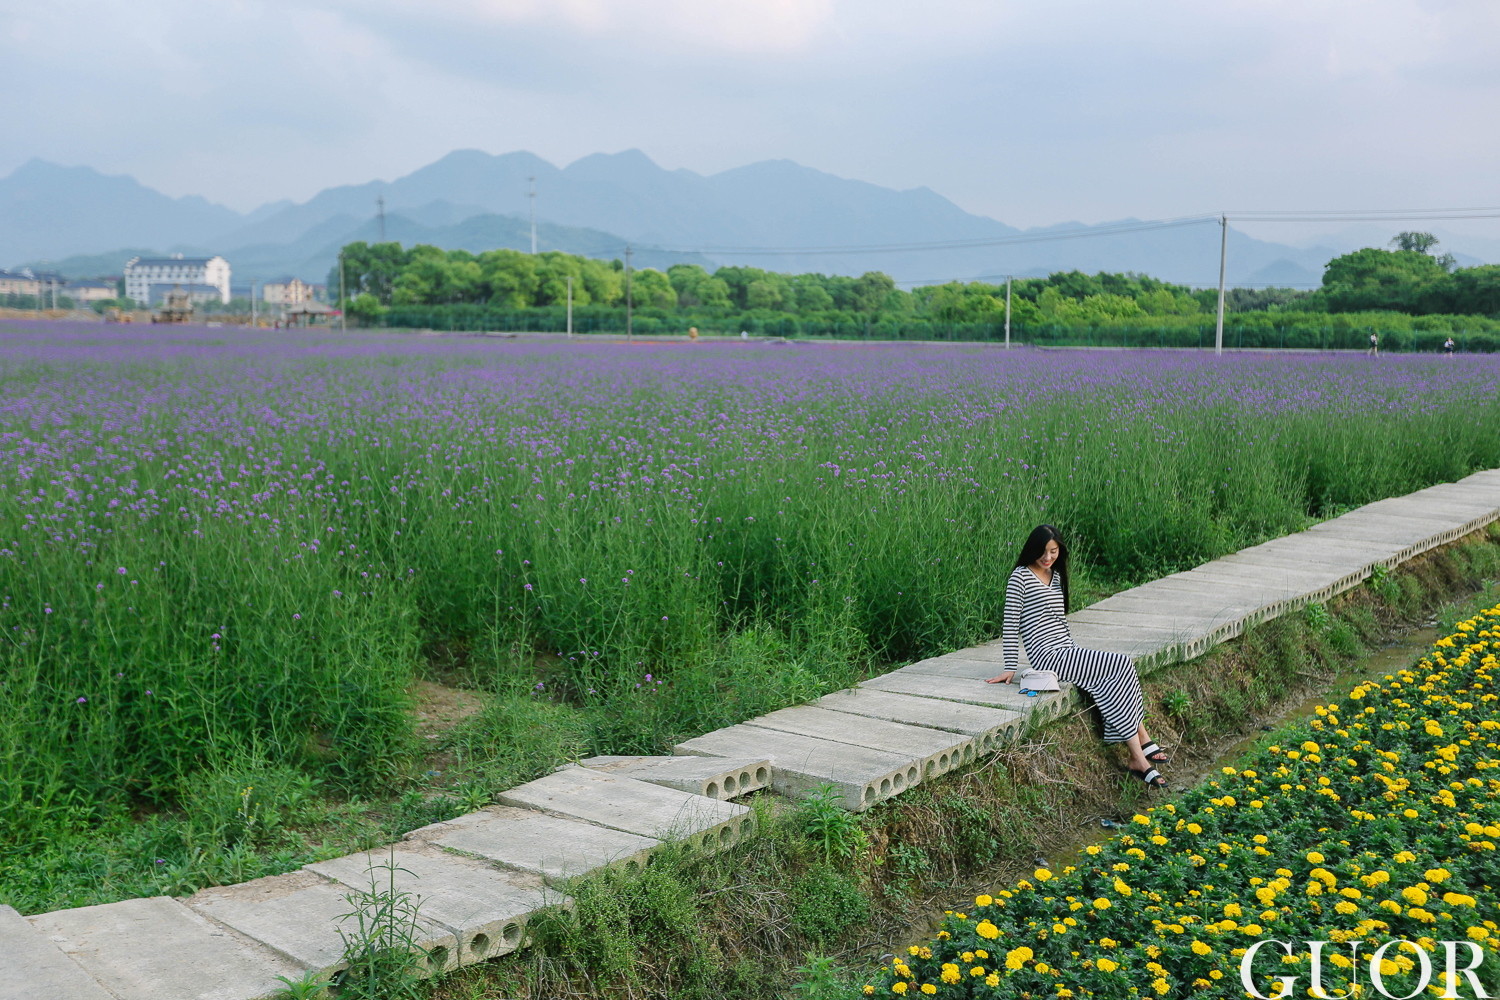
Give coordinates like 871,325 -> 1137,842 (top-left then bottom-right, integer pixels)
790,865 -> 871,942
1305,601 -> 1332,631
272,971 -> 330,1000
797,783 -> 864,863
1161,688 -> 1191,717
792,952 -> 855,1000
335,847 -> 429,1000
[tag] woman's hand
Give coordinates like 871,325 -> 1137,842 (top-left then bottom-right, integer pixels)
985,670 -> 1015,685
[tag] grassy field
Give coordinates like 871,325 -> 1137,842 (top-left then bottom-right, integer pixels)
3,321 -> 1500,915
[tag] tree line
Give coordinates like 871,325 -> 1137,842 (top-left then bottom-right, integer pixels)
329,231 -> 1500,326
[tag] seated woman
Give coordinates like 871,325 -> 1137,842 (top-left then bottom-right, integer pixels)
986,524 -> 1169,788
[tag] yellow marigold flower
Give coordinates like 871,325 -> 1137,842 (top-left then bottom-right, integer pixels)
1053,923 -> 1067,934
961,952 -> 974,963
1113,863 -> 1131,872
1094,898 -> 1112,910
975,919 -> 1000,940
1004,946 -> 1033,970
1085,844 -> 1102,856
941,964 -> 962,984
970,966 -> 986,977
908,946 -> 920,956
1191,939 -> 1212,955
1306,851 -> 1326,863
1193,978 -> 1211,988
1403,886 -> 1428,906
1223,903 -> 1242,917
975,950 -> 988,960
1153,978 -> 1170,995
1187,823 -> 1203,834
1444,892 -> 1477,908
1209,970 -> 1223,980
1468,926 -> 1489,941
1303,741 -> 1321,753
1114,877 -> 1133,896
921,986 -> 936,996
975,894 -> 993,907
1242,924 -> 1263,935
986,973 -> 1000,987
1380,900 -> 1403,913
1253,835 -> 1268,845
1152,835 -> 1169,845
1335,901 -> 1358,915
864,987 -> 875,996
1133,813 -> 1151,825
1425,868 -> 1451,883
1410,907 -> 1437,924
1035,963 -> 1050,974
1097,958 -> 1119,973
1222,766 -> 1237,775
1341,887 -> 1362,899
892,984 -> 907,995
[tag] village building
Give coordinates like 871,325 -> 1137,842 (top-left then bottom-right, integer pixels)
124,254 -> 231,305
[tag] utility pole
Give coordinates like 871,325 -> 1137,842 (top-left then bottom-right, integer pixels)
1215,214 -> 1227,356
529,177 -> 537,255
339,252 -> 347,332
624,246 -> 633,340
377,193 -> 386,242
566,275 -> 573,337
1004,275 -> 1012,349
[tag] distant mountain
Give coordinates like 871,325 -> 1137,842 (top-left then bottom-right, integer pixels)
0,159 -> 241,265
14,148 -> 1486,288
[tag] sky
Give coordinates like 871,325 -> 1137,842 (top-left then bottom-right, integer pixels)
3,0 -> 1500,242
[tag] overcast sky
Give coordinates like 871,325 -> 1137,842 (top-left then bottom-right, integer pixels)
3,0 -> 1499,240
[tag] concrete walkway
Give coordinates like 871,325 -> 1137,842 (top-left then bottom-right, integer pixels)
6,469 -> 1500,999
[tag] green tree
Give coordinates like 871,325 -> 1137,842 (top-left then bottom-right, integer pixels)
630,268 -> 677,310
1390,231 -> 1440,254
1322,247 -> 1451,314
850,272 -> 895,313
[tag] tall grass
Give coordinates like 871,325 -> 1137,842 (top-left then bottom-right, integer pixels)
2,325 -> 1499,852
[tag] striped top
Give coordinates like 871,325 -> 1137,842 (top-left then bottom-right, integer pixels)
1002,564 -> 1073,672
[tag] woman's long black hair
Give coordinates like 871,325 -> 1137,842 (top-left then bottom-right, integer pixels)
1015,524 -> 1070,612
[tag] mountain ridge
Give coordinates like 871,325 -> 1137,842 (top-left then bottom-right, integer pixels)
7,149 -> 1481,287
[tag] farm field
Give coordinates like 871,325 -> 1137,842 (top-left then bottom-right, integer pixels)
3,320 -> 1500,915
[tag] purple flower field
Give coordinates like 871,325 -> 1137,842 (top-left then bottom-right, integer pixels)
2,320 -> 1498,850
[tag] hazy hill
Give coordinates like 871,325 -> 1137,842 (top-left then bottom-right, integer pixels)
0,160 -> 242,265
14,148 -> 1487,287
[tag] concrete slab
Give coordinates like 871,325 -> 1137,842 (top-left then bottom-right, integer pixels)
743,705 -> 976,781
859,672 -> 1077,725
812,688 -> 1024,752
675,724 -> 921,811
579,755 -> 771,799
497,768 -> 753,850
896,655 -> 1017,680
28,896 -> 303,1000
190,871 -> 375,975
407,805 -> 659,883
307,849 -> 551,966
0,904 -> 114,1000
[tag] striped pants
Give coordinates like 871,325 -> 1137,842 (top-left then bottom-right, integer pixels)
1033,645 -> 1145,743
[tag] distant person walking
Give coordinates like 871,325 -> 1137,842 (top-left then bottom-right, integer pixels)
1368,331 -> 1379,357
1445,336 -> 1457,356
986,525 -> 1168,788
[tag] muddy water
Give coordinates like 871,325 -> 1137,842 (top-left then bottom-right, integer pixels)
891,627 -> 1440,955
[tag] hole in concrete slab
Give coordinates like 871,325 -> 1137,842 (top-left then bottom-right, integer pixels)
724,775 -> 737,793
502,922 -> 522,946
470,933 -> 491,958
720,826 -> 732,847
740,818 -> 752,836
426,945 -> 450,970
893,772 -> 905,791
939,752 -> 949,769
907,766 -> 919,784
625,860 -> 640,873
706,780 -> 720,798
701,832 -> 714,848
864,785 -> 876,803
756,766 -> 769,783
739,770 -> 750,788
925,761 -> 935,778
880,778 -> 892,795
